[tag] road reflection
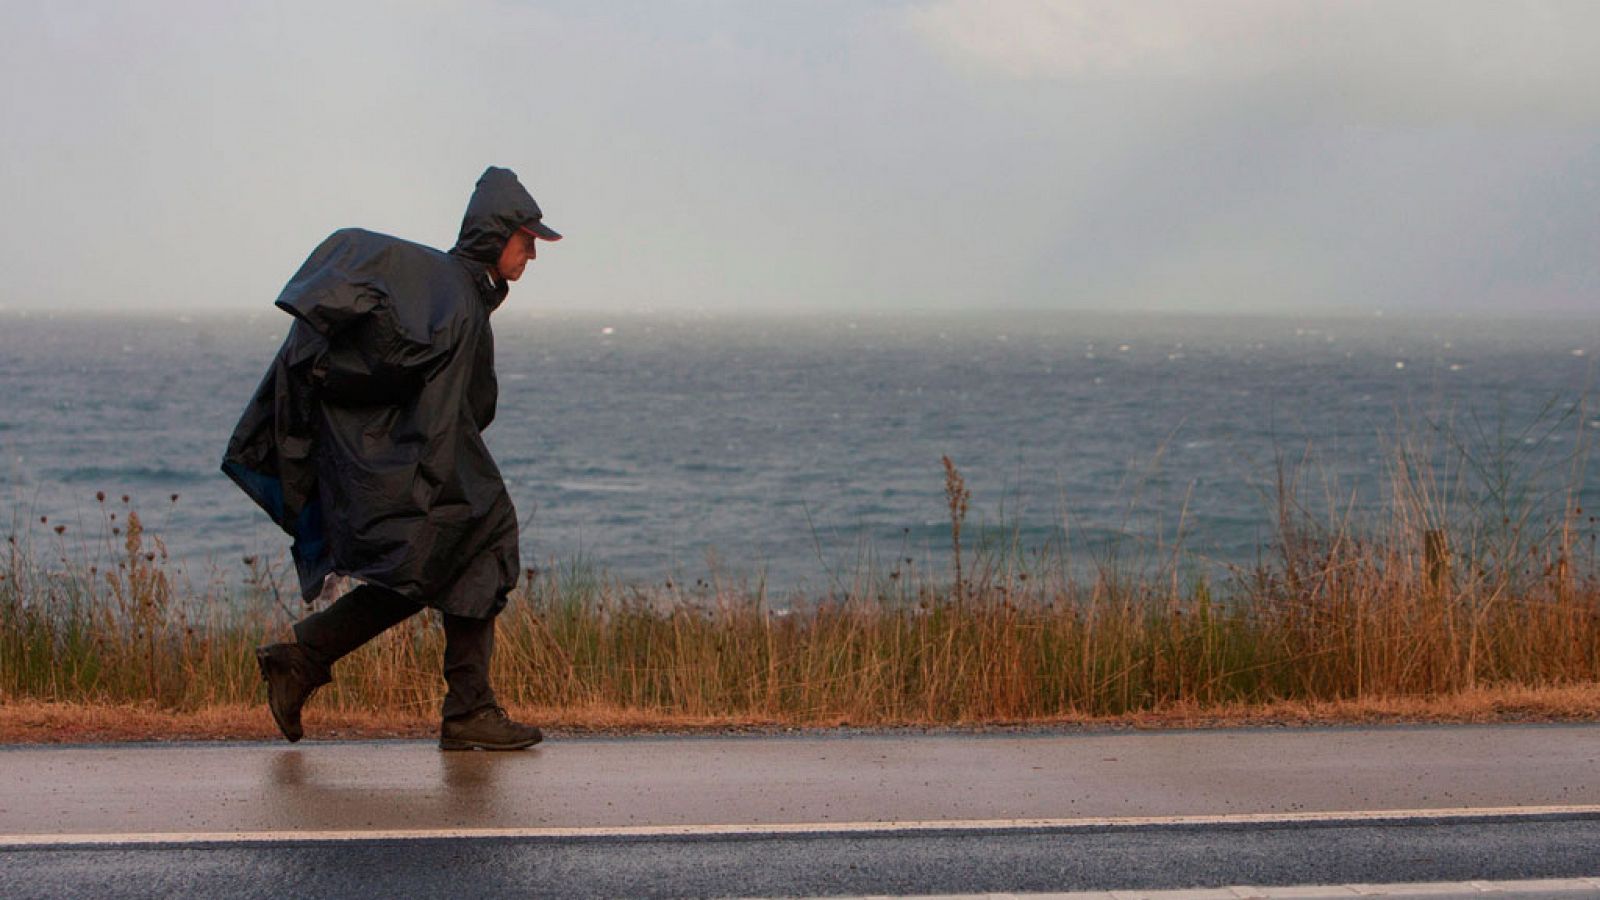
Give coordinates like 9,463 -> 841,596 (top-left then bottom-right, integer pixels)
259,746 -> 541,830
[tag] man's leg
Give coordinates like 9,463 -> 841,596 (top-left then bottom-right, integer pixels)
294,583 -> 423,668
438,612 -> 542,751
257,583 -> 421,742
440,612 -> 497,720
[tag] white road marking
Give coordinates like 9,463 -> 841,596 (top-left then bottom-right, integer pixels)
1,804 -> 1597,848
871,877 -> 1600,897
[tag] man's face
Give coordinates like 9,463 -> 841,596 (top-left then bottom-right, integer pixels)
495,229 -> 541,282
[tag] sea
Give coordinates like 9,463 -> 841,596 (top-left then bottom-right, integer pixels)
2,310 -> 1597,595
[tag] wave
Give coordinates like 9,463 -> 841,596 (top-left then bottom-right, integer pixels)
50,465 -> 213,486
553,479 -> 646,494
678,461 -> 746,475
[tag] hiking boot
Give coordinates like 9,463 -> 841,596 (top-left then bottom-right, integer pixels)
255,642 -> 332,743
439,706 -> 543,751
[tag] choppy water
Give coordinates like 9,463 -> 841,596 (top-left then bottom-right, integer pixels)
2,311 -> 1597,593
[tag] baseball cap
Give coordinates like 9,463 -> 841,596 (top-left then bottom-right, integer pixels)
521,219 -> 563,242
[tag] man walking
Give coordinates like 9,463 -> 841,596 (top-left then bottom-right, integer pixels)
222,166 -> 558,750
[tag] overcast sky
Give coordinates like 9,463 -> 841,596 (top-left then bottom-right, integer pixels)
2,0 -> 1597,316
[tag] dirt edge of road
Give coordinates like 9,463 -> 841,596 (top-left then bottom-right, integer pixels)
2,683 -> 1598,743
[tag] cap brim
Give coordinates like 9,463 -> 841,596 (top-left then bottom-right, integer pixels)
522,220 -> 563,242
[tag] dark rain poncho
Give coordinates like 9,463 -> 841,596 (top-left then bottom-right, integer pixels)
223,167 -> 548,619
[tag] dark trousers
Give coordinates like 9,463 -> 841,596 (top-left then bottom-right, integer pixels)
292,583 -> 497,720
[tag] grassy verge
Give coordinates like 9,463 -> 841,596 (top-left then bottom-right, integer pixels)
6,684 -> 1600,744
3,442 -> 1599,741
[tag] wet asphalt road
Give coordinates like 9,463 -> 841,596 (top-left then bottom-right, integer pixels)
2,725 -> 1598,897
5,817 -> 1600,898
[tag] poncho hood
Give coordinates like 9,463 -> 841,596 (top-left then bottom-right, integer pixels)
451,166 -> 547,264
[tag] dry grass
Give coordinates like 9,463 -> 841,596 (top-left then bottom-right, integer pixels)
3,432 -> 1598,741
4,683 -> 1597,744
